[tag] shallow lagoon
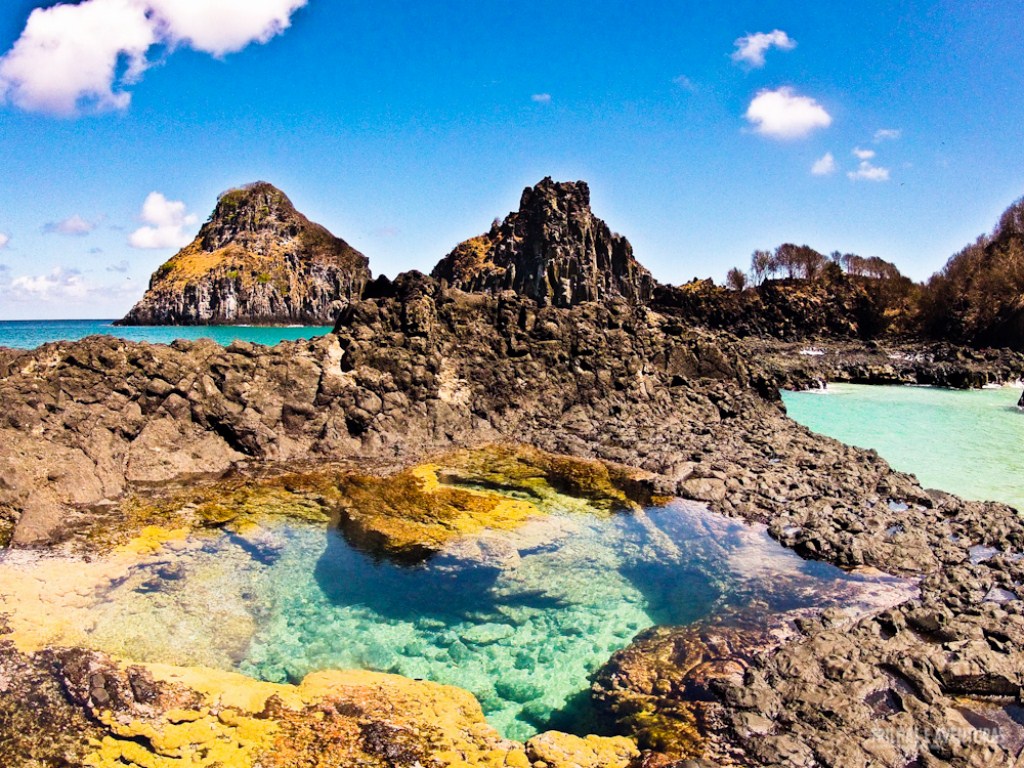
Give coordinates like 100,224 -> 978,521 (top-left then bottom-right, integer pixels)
783,383 -> 1024,510
6,499 -> 912,741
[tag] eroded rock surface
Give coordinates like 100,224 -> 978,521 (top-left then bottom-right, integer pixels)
0,642 -> 538,768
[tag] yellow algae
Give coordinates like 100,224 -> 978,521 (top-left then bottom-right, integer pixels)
61,445 -> 658,564
87,707 -> 276,768
409,462 -> 444,492
79,661 -> 530,768
330,445 -> 659,560
144,663 -> 308,712
115,526 -> 190,556
333,464 -> 542,559
526,731 -> 640,768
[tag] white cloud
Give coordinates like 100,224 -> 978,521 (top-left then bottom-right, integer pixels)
732,30 -> 796,68
672,75 -> 697,92
0,233 -> 9,249
531,93 -> 552,104
129,192 -> 198,249
9,267 -> 88,300
852,147 -> 876,160
0,0 -> 154,115
146,0 -> 308,57
811,152 -> 837,176
744,87 -> 832,140
43,214 -> 96,236
874,128 -> 902,142
0,0 -> 308,116
848,161 -> 890,182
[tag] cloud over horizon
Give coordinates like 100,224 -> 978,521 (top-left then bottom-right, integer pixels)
0,0 -> 308,116
8,267 -> 88,301
732,30 -> 796,68
0,233 -> 9,249
744,87 -> 832,140
128,192 -> 198,249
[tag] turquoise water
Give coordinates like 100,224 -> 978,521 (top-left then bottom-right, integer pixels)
0,319 -> 334,349
80,501 -> 908,741
783,383 -> 1024,510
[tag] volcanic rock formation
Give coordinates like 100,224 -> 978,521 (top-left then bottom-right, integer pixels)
118,182 -> 371,326
432,177 -> 655,307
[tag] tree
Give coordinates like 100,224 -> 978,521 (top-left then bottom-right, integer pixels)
750,249 -> 773,284
996,197 -> 1024,238
726,267 -> 748,291
773,243 -> 826,280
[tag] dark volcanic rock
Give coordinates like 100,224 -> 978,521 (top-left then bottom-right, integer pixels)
118,182 -> 371,326
431,177 -> 655,307
652,276 -> 912,343
746,339 -> 1024,391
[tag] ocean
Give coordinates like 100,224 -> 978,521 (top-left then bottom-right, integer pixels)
784,382 -> 1024,510
0,319 -> 335,350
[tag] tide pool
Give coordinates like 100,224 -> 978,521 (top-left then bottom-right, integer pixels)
3,500 -> 909,741
783,383 -> 1024,510
0,319 -> 334,349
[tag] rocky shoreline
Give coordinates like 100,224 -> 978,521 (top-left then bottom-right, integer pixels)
743,338 -> 1024,391
1,178 -> 1022,767
1,279 -> 1022,766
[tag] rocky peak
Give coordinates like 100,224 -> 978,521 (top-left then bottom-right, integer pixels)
198,182 -> 298,250
117,182 -> 371,326
197,181 -> 350,263
432,177 -> 655,307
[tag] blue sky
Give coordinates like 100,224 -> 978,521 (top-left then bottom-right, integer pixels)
0,0 -> 1023,319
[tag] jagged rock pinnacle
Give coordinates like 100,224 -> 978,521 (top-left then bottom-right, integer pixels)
431,177 -> 655,307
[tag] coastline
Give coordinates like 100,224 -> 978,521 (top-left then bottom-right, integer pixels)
1,285 -> 1022,766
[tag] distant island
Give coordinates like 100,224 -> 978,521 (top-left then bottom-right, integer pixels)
117,182 -> 371,326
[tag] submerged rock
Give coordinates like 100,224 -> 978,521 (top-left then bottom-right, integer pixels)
525,731 -> 639,768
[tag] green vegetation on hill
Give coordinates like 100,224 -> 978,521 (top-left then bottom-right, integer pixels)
683,244 -> 916,340
918,197 -> 1024,349
707,197 -> 1024,348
